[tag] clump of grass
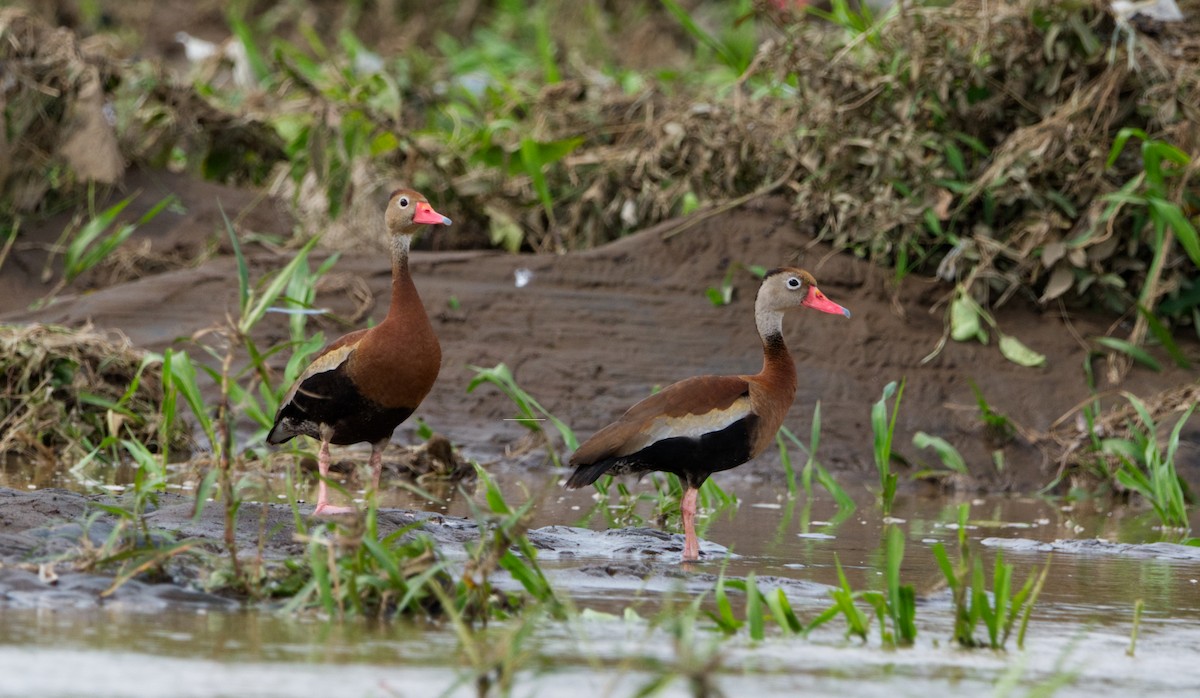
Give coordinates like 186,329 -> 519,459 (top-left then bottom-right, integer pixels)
283,463 -> 556,625
282,506 -> 451,619
931,504 -> 1050,650
1103,395 -> 1195,531
811,526 -> 916,647
38,194 -> 176,305
640,593 -> 726,697
0,323 -> 186,463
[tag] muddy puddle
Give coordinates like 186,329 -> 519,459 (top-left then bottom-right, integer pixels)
2,460 -> 1199,697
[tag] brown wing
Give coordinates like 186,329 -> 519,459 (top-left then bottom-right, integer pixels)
570,374 -> 753,466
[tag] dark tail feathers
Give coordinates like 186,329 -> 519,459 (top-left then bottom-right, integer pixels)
565,459 -> 615,489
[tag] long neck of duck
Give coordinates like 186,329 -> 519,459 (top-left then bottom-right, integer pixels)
755,304 -> 798,393
387,233 -> 418,319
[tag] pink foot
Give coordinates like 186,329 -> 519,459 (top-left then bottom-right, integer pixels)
310,502 -> 356,517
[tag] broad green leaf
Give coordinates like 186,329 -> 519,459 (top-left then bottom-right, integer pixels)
913,431 -> 969,474
950,293 -> 985,343
998,333 -> 1046,367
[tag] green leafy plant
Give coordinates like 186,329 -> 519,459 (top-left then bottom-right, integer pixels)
707,570 -> 806,641
931,504 -> 1050,649
1103,396 -> 1195,530
823,554 -> 872,642
467,363 -> 578,467
40,194 -> 176,304
873,525 -> 917,646
912,431 -> 969,477
284,507 -> 451,619
660,0 -> 758,77
871,380 -> 905,515
969,380 -> 1016,445
777,412 -> 855,511
704,263 -> 768,308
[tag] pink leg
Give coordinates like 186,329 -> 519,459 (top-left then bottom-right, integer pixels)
312,437 -> 354,516
681,486 -> 701,562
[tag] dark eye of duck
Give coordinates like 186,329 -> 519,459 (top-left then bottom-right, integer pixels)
398,196 -> 410,208
786,277 -> 802,290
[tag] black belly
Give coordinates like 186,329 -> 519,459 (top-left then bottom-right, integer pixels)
573,416 -> 756,490
272,367 -> 414,446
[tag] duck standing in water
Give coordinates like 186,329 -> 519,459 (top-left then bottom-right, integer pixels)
267,189 -> 451,515
566,268 -> 850,561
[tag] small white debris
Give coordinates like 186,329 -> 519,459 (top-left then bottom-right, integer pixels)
101,485 -> 126,492
797,532 -> 836,540
882,516 -> 907,524
353,50 -> 385,75
620,199 -> 638,227
1112,0 -> 1183,22
751,502 -> 782,510
176,31 -> 220,62
514,268 -> 534,288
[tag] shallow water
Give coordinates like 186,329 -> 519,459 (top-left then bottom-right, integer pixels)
2,459 -> 1200,697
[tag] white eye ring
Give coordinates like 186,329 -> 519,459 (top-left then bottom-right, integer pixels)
786,277 -> 801,289
398,196 -> 410,208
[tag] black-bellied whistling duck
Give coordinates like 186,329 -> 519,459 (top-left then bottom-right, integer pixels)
267,188 -> 451,515
566,268 -> 850,561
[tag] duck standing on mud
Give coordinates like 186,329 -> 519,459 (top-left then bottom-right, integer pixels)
565,268 -> 850,561
267,189 -> 451,515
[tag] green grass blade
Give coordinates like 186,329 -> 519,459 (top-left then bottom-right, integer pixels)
746,572 -> 765,641
1094,337 -> 1162,372
1136,305 -> 1190,368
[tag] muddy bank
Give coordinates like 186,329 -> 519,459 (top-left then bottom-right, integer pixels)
4,484 -> 1199,614
3,176 -> 1198,491
1,486 -> 829,609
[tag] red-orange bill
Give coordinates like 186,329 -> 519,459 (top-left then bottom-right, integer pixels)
803,286 -> 851,318
413,202 -> 452,226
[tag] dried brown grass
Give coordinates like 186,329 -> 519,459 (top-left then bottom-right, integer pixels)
0,8 -> 124,217
0,323 -> 183,462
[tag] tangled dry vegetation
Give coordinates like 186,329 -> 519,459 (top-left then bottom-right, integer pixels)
0,324 -> 184,461
0,8 -> 124,217
3,2 -> 1196,328
454,1 -> 1200,324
